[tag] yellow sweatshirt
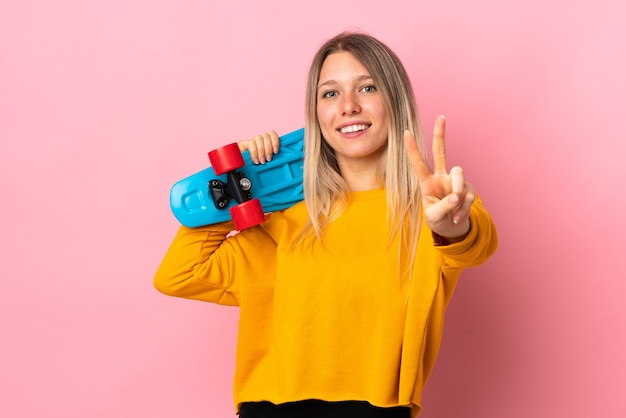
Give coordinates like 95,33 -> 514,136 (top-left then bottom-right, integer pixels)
154,188 -> 497,417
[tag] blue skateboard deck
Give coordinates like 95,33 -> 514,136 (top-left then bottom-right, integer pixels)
170,128 -> 304,228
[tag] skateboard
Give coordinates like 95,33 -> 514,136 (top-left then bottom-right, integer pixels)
170,128 -> 304,230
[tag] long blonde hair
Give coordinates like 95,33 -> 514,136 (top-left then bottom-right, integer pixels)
301,32 -> 427,272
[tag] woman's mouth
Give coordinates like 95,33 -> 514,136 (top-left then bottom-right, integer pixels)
339,124 -> 370,134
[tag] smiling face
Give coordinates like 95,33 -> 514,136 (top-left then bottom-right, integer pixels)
316,51 -> 389,170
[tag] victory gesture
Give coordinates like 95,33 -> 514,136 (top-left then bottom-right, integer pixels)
404,116 -> 475,242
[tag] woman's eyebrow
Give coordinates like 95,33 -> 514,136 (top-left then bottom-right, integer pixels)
317,75 -> 373,91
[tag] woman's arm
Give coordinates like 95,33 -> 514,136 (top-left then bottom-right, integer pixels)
155,130 -> 283,305
153,222 -> 242,305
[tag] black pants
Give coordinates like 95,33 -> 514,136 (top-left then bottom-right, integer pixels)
239,400 -> 410,418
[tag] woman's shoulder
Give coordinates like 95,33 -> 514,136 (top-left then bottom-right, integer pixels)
261,200 -> 309,238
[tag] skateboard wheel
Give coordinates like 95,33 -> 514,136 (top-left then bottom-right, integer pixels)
208,143 -> 245,175
230,199 -> 265,231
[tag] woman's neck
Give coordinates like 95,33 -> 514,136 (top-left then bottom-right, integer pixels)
337,160 -> 382,191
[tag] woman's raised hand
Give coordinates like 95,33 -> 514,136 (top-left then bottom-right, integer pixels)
238,130 -> 280,164
404,116 -> 475,242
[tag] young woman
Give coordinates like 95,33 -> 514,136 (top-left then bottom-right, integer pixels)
154,32 -> 498,418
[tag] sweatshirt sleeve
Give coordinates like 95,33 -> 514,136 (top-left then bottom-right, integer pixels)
153,220 -> 277,306
434,195 -> 498,269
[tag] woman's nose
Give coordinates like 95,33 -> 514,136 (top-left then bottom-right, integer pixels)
341,93 -> 361,115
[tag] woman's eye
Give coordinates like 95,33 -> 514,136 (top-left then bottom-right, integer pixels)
362,85 -> 377,93
322,90 -> 337,98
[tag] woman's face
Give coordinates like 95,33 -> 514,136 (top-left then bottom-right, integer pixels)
316,51 -> 389,169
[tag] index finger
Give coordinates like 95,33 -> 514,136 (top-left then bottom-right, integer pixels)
432,115 -> 448,174
404,129 -> 432,181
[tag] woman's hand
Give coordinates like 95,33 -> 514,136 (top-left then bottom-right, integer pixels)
238,130 -> 280,164
404,116 -> 475,242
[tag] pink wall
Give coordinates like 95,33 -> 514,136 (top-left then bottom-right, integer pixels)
1,0 -> 624,417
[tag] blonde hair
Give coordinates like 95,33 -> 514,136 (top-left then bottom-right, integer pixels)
300,32 -> 427,274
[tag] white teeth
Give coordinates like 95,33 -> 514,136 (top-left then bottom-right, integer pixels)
339,124 -> 369,134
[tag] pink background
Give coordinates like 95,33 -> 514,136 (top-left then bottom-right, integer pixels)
1,0 -> 625,417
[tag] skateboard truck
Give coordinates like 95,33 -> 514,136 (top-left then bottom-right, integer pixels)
206,143 -> 266,230
208,171 -> 252,209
